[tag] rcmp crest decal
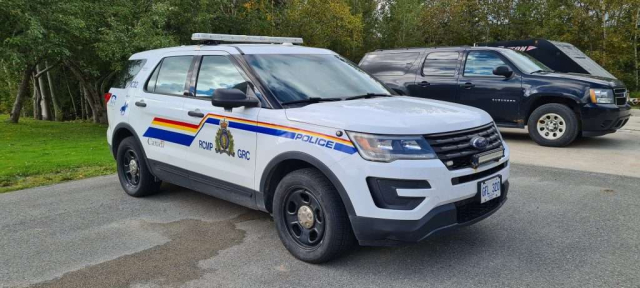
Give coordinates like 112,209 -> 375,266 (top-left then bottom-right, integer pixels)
215,119 -> 235,157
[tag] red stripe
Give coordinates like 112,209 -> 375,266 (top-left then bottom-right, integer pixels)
154,118 -> 200,129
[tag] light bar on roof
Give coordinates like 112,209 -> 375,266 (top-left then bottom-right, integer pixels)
191,33 -> 303,44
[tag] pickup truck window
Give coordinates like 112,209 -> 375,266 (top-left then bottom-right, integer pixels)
501,49 -> 552,74
464,51 -> 506,76
422,52 -> 459,76
359,52 -> 420,76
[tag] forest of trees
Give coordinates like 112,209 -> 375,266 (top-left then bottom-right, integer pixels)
1,0 -> 639,123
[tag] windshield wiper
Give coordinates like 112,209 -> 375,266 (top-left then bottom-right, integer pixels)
280,97 -> 342,106
343,93 -> 392,101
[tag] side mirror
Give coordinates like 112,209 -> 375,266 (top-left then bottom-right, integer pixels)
211,88 -> 259,111
493,65 -> 513,78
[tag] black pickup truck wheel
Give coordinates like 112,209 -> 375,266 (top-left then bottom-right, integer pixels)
527,103 -> 579,147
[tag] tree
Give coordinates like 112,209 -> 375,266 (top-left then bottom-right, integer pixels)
1,0 -> 76,123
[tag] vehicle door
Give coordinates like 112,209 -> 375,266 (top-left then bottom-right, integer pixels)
130,53 -> 193,168
457,50 -> 522,124
409,51 -> 461,102
181,52 -> 260,192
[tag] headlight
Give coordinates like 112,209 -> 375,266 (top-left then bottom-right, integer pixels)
589,88 -> 614,104
347,132 -> 437,162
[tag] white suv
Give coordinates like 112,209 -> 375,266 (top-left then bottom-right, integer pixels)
106,34 -> 510,263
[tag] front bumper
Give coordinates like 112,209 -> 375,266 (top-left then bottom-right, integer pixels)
351,181 -> 508,246
581,104 -> 631,136
331,141 -> 510,245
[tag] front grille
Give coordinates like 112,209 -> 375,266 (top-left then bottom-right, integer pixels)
451,162 -> 508,185
455,195 -> 502,223
424,123 -> 503,170
614,88 -> 627,106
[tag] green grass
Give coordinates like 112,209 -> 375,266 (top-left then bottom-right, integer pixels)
0,114 -> 115,193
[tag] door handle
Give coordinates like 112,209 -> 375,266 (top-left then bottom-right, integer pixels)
134,101 -> 147,107
188,110 -> 204,118
461,82 -> 475,89
418,81 -> 430,87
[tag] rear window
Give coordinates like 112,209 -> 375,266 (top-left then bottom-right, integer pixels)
422,52 -> 459,76
359,52 -> 420,76
112,59 -> 146,89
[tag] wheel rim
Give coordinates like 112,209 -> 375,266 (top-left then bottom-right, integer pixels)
536,113 -> 566,140
283,188 -> 325,248
122,148 -> 141,187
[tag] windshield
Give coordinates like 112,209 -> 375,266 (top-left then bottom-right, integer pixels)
501,49 -> 553,74
245,54 -> 391,104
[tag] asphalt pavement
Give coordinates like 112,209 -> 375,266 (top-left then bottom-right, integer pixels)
1,116 -> 639,288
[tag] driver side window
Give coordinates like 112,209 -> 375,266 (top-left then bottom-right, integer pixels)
196,56 -> 248,97
464,51 -> 507,76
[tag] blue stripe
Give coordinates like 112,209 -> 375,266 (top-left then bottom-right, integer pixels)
333,142 -> 358,155
229,121 -> 261,133
143,127 -> 195,146
253,126 -> 297,139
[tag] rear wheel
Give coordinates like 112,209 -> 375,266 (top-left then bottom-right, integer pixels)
116,137 -> 161,197
527,103 -> 579,147
273,168 -> 354,263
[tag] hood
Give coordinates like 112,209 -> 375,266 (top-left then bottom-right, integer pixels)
535,71 -> 624,87
285,96 -> 494,134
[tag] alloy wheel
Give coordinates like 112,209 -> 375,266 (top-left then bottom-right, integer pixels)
122,148 -> 141,187
283,188 -> 326,248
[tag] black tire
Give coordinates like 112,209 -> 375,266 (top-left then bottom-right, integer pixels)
527,103 -> 579,147
273,168 -> 355,263
116,137 -> 161,197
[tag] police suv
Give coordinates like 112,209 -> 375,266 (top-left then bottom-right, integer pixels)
106,33 -> 511,263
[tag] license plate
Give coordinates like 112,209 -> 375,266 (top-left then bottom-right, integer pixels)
479,176 -> 501,203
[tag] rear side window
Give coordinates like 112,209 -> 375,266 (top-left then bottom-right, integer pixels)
112,60 -> 146,89
145,56 -> 193,96
464,51 -> 507,76
422,52 -> 459,76
195,56 -> 247,97
359,52 -> 420,76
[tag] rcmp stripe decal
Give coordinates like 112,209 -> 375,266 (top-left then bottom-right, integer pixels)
142,113 -> 357,155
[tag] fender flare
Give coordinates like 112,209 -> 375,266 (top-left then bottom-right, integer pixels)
523,93 -> 582,120
111,123 -> 156,178
259,151 -> 357,218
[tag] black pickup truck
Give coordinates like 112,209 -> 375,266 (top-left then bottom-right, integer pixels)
359,46 -> 631,147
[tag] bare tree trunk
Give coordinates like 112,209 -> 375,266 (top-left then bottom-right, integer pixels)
63,68 -> 78,119
9,68 -> 33,123
84,91 -> 93,121
46,61 -> 63,121
36,64 -> 52,121
32,75 -> 42,120
65,61 -> 107,124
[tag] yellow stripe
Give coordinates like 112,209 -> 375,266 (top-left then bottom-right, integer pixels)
152,121 -> 198,133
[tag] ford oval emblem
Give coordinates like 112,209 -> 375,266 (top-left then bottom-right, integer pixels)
470,136 -> 489,150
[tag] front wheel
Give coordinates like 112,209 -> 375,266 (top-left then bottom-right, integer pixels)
527,103 -> 580,147
273,168 -> 355,263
